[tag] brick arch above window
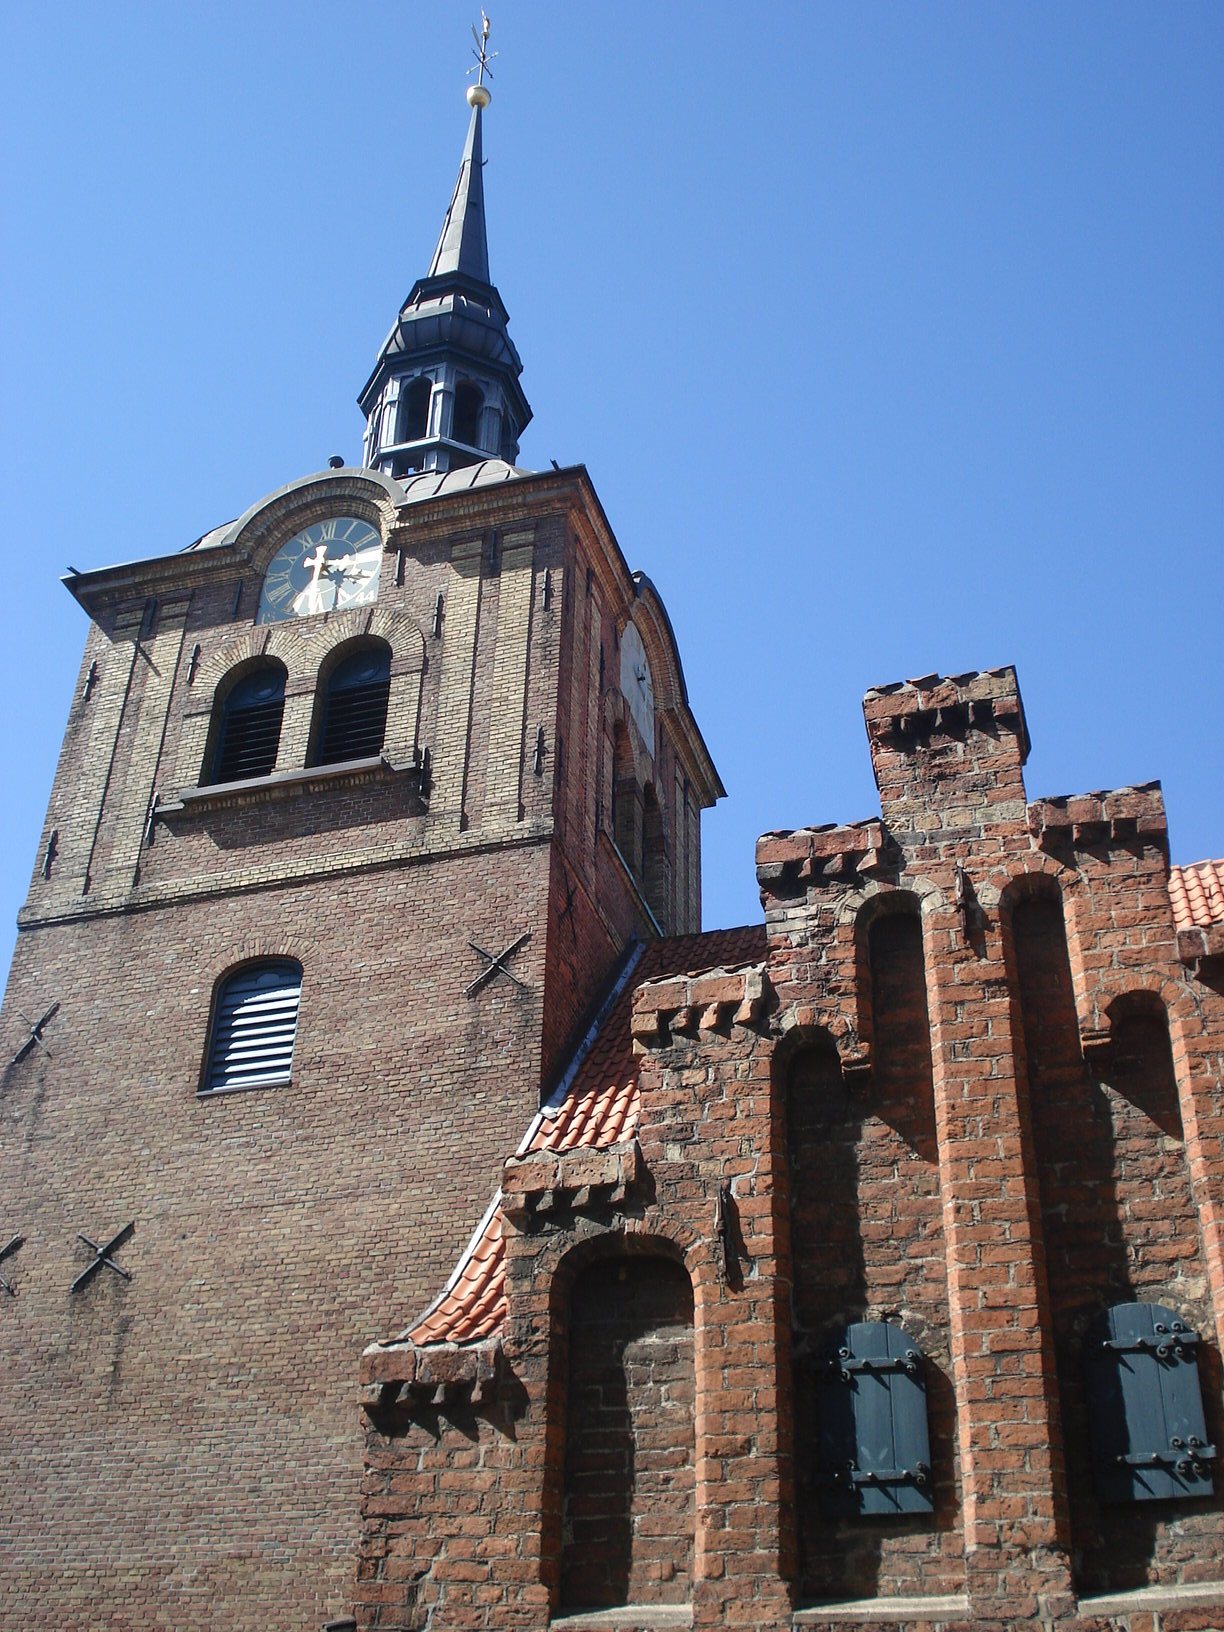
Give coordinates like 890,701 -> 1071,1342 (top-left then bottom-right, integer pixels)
774,1007 -> 868,1081
1093,970 -> 1199,1033
192,607 -> 424,698
985,850 -> 1080,909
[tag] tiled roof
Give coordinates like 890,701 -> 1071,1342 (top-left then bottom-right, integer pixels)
1170,860 -> 1224,934
398,925 -> 766,1349
408,1204 -> 507,1346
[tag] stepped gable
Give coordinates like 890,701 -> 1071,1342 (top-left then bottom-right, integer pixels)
395,925 -> 766,1350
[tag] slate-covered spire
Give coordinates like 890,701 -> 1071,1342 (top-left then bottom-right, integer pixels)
358,45 -> 531,480
427,101 -> 490,284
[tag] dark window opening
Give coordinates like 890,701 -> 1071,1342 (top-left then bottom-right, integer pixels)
210,664 -> 285,784
203,960 -> 302,1093
400,376 -> 432,442
610,724 -> 641,876
453,380 -> 483,448
560,1256 -> 695,1611
313,645 -> 391,766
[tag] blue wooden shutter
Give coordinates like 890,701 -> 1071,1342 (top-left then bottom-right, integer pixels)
1086,1301 -> 1215,1503
817,1320 -> 933,1517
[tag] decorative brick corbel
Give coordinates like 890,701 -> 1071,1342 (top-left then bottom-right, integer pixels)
755,821 -> 898,900
1178,924 -> 1224,966
631,962 -> 770,1052
1028,783 -> 1169,861
501,1139 -> 644,1222
359,1336 -> 503,1415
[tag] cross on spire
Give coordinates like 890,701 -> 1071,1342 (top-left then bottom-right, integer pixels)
469,12 -> 496,90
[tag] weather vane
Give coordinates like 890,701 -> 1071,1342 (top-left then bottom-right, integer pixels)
467,12 -> 496,103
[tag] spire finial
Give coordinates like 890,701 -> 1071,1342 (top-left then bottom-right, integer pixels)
466,13 -> 495,108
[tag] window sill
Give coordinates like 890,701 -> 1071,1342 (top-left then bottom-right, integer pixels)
161,755 -> 427,817
197,1078 -> 289,1099
794,1597 -> 969,1624
1078,1582 -> 1224,1616
551,1608 -> 691,1630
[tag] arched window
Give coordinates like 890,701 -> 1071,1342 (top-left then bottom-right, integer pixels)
400,376 -> 432,442
202,960 -> 302,1093
312,644 -> 391,766
560,1255 -> 695,1610
452,380 -> 483,448
209,663 -> 286,784
610,724 -> 641,874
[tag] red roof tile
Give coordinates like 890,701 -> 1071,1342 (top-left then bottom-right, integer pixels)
394,926 -> 767,1349
1170,860 -> 1224,934
406,1204 -> 507,1345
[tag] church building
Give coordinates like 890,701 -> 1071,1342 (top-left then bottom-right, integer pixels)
3,55 -> 1224,1632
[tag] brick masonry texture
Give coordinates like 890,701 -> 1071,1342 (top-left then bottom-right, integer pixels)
353,664 -> 1224,1632
0,465 -> 720,1631
6,474 -> 1224,1632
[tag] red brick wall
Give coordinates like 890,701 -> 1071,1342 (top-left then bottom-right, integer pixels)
787,907 -> 962,1602
1013,890 -> 1222,1594
560,1255 -> 696,1609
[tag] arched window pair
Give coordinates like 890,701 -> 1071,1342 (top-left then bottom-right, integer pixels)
208,643 -> 391,785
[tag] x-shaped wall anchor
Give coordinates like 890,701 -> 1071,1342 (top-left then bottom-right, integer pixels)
465,931 -> 531,997
71,1222 -> 134,1293
556,875 -> 578,942
0,1235 -> 24,1297
9,1001 -> 59,1067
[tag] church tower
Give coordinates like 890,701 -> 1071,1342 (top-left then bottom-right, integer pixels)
0,60 -> 722,1632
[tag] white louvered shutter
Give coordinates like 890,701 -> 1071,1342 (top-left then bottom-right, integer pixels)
205,962 -> 302,1091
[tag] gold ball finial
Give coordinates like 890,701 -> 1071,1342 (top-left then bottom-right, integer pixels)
467,83 -> 491,109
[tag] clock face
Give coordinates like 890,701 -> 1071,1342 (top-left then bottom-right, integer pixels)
256,517 -> 382,624
619,621 -> 655,748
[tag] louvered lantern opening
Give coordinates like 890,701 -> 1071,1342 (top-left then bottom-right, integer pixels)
315,646 -> 391,766
453,380 -> 483,448
212,666 -> 286,784
400,375 -> 432,442
204,960 -> 302,1092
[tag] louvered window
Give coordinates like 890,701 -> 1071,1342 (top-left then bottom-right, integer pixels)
211,665 -> 286,784
203,961 -> 302,1093
314,646 -> 390,766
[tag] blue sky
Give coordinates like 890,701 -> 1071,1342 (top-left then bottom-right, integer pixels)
1,2 -> 1221,979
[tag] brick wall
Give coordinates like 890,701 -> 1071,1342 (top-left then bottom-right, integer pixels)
788,906 -> 962,1602
1013,890 -> 1222,1594
350,666 -> 1224,1632
1,465 -> 719,1630
560,1255 -> 696,1609
0,847 -> 552,1629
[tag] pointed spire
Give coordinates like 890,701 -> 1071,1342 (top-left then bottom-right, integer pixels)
358,19 -> 531,479
428,100 -> 491,284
